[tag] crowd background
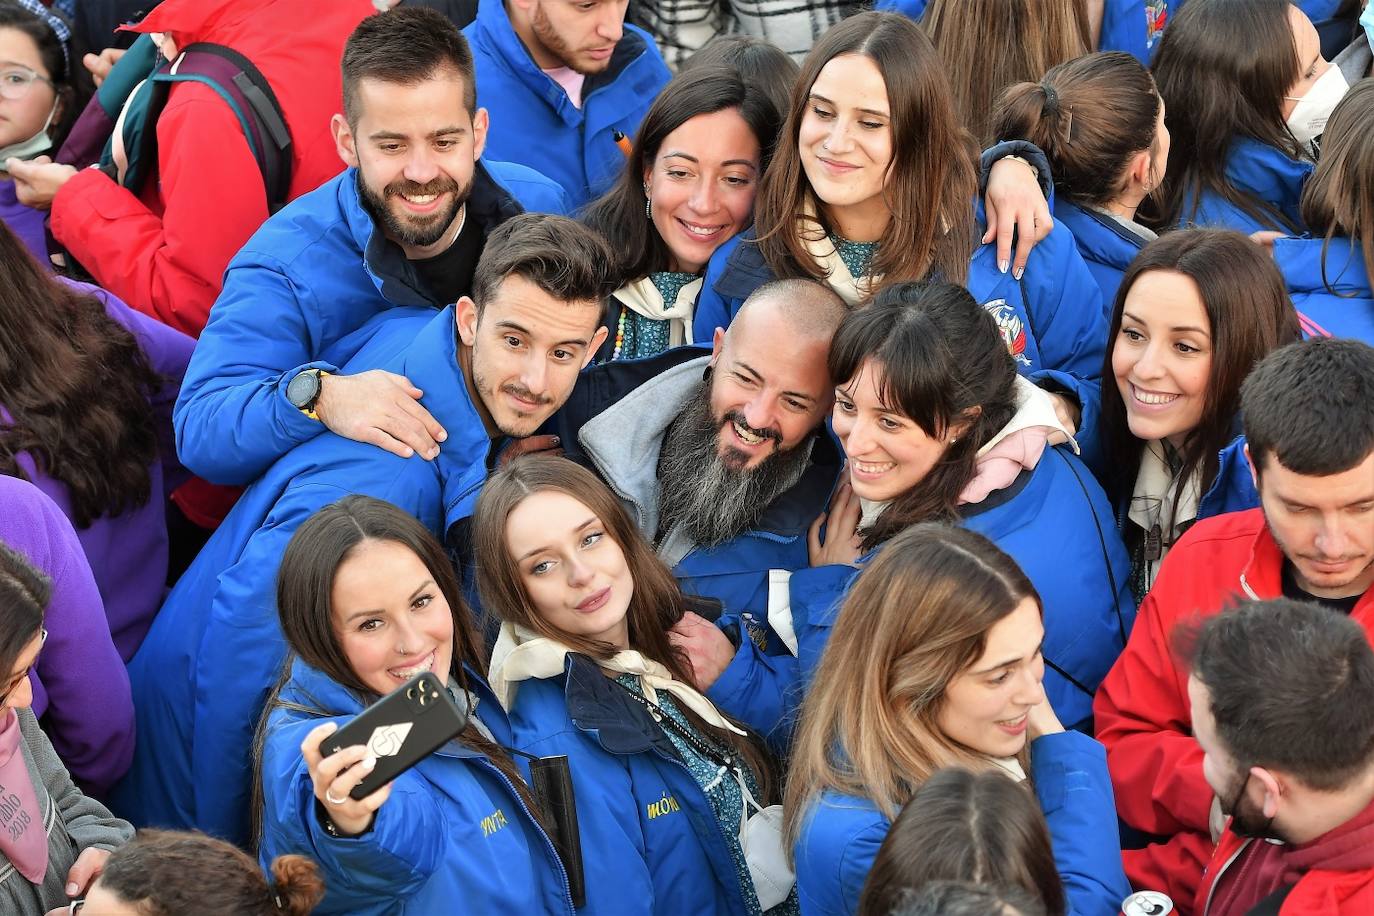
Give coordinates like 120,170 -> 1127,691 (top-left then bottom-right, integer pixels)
0,0 -> 1372,914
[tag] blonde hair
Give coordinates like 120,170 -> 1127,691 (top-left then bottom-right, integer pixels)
783,524 -> 1041,845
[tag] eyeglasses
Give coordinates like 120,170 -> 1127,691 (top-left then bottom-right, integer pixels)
0,65 -> 55,102
0,628 -> 47,703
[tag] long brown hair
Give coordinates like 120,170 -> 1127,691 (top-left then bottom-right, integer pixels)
991,52 -> 1162,210
858,768 -> 1065,916
1147,0 -> 1305,231
924,0 -> 1089,148
784,524 -> 1041,844
751,11 -> 977,287
252,496 -> 534,845
830,282 -> 1019,551
473,455 -> 774,799
1300,78 -> 1374,296
1097,230 -> 1300,522
0,221 -> 163,528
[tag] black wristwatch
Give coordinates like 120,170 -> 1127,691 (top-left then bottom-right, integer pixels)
286,369 -> 328,420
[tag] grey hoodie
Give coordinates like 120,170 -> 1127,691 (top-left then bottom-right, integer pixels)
0,708 -> 133,914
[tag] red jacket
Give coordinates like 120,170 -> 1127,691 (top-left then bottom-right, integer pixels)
1197,795 -> 1374,915
1093,509 -> 1374,912
49,0 -> 372,336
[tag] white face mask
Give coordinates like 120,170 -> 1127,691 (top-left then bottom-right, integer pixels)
1362,2 -> 1374,56
0,99 -> 56,165
1284,64 -> 1348,160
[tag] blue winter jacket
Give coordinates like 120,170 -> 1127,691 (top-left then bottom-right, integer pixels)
692,216 -> 1107,450
1274,236 -> 1374,344
1052,198 -> 1153,312
464,0 -> 671,209
551,347 -> 842,621
1178,137 -> 1312,234
504,654 -> 756,915
874,0 -> 1172,62
714,447 -> 1134,739
259,657 -> 574,916
113,307 -> 494,845
792,732 -> 1131,916
173,159 -> 563,487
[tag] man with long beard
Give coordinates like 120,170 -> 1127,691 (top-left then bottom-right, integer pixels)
175,6 -> 571,494
552,279 -> 847,730
464,0 -> 670,207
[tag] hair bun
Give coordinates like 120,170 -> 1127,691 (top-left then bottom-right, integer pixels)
269,855 -> 325,915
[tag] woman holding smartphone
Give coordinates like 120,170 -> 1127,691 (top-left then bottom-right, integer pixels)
254,496 -> 574,916
473,455 -> 791,916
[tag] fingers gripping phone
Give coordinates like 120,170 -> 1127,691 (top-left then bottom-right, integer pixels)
320,672 -> 470,800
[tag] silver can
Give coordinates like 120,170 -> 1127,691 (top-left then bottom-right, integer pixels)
1121,891 -> 1174,916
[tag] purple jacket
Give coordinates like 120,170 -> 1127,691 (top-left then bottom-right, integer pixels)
0,178 -> 48,266
2,280 -> 194,660
0,475 -> 135,797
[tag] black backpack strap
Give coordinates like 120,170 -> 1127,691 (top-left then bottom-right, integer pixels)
1245,883 -> 1296,916
175,43 -> 294,211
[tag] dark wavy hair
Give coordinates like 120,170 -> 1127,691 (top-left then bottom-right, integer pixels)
1147,0 -> 1305,231
0,222 -> 163,528
1097,230 -> 1299,525
829,281 -> 1019,550
580,65 -> 782,283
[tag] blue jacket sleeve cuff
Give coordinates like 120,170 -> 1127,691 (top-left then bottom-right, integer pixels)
979,140 -> 1054,199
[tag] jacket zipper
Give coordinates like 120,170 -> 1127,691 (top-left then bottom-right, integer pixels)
482,760 -> 576,913
1201,838 -> 1253,915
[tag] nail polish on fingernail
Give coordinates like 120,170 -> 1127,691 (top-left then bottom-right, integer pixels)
437,430 -> 448,441
363,755 -> 377,770
998,259 -> 1009,274
67,884 -> 78,896
1013,266 -> 1024,280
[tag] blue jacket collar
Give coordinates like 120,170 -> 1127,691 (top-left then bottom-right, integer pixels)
712,227 -> 776,303
343,161 -> 524,309
1053,199 -> 1151,269
1224,137 -> 1312,213
473,0 -> 651,125
559,654 -> 680,758
399,308 -> 497,528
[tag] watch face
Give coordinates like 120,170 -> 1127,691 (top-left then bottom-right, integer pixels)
287,371 -> 319,409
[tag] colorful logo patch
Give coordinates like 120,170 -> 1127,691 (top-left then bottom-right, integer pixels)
983,300 -> 1031,367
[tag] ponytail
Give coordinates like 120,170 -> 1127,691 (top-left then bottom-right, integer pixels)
990,51 -> 1161,209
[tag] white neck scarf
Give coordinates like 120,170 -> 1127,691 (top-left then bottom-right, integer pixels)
613,275 -> 704,349
799,196 -> 878,306
489,622 -> 746,736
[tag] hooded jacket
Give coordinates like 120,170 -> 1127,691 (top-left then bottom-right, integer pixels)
1094,509 -> 1374,909
113,306 -> 495,846
794,731 -> 1131,916
173,161 -> 540,489
463,0 -> 671,208
501,653 -> 758,915
47,0 -> 376,337
4,280 -> 193,662
1274,236 -> 1374,345
712,390 -> 1135,739
1053,198 -> 1155,311
0,477 -> 132,797
552,349 -> 842,619
1197,796 -> 1374,916
259,657 -> 574,916
1177,137 -> 1312,235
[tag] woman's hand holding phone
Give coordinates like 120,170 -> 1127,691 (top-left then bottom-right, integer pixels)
302,721 -> 393,836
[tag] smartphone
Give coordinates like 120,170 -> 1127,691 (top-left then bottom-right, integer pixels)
319,671 -> 470,800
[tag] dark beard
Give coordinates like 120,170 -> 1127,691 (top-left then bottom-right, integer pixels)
356,170 -> 469,249
656,378 -> 816,548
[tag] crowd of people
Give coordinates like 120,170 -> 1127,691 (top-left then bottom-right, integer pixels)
0,0 -> 1372,913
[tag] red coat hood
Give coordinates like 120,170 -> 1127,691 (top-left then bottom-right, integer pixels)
126,0 -> 283,45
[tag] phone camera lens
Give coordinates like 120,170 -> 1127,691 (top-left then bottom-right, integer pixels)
417,691 -> 430,706
405,686 -> 418,700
